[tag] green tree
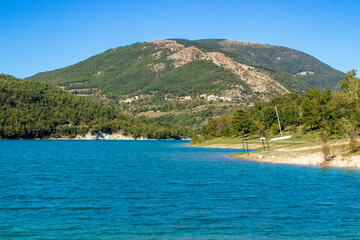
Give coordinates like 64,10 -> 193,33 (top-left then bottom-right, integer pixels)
301,88 -> 323,131
279,103 -> 300,127
255,119 -> 266,136
203,118 -> 220,138
230,109 -> 255,137
261,106 -> 277,129
218,115 -> 231,136
339,70 -> 360,106
338,70 -> 360,152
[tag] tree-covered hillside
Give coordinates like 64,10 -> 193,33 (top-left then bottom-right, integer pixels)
0,74 -> 187,139
27,42 -> 250,99
195,39 -> 344,90
27,39 -> 312,101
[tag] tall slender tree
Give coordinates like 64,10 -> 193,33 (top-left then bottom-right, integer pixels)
339,70 -> 360,152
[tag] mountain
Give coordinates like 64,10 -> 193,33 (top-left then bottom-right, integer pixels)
27,39 -> 316,99
194,39 -> 344,90
0,74 -> 186,139
27,39 -> 343,127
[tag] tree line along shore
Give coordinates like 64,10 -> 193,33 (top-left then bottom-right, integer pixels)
191,70 -> 360,167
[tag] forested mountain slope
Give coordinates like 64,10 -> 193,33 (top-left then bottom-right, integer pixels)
0,74 -> 186,139
28,39 -> 314,101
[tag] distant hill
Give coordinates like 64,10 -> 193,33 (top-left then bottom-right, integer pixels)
26,39 -> 343,128
0,74 -> 186,139
195,39 -> 344,90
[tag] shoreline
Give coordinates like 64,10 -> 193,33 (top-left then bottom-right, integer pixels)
52,133 -> 145,140
1,132 -> 189,141
192,135 -> 360,169
229,151 -> 360,168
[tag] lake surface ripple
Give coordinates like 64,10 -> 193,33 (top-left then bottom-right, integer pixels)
1,140 -> 360,239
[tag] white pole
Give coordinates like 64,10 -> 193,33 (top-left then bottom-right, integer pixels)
275,106 -> 283,137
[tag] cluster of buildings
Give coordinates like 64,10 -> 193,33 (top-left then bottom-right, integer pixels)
169,94 -> 233,102
179,96 -> 192,101
119,96 -> 140,103
199,94 -> 233,102
119,94 -> 233,103
295,71 -> 314,76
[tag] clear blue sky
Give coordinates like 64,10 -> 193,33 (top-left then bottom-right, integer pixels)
1,0 -> 359,78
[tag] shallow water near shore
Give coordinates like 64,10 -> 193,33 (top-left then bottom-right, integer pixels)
1,140 -> 360,239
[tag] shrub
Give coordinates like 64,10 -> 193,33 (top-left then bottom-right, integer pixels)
348,123 -> 358,153
320,130 -> 332,162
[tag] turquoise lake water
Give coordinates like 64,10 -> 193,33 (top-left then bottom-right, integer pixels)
1,140 -> 360,239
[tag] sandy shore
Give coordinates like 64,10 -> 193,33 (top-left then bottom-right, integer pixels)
197,137 -> 360,168
233,148 -> 360,168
